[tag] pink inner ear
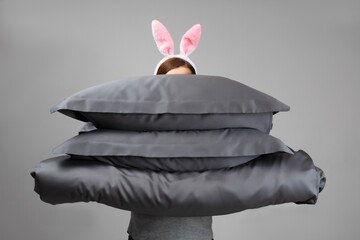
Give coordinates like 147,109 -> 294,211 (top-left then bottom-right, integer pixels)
180,24 -> 201,56
152,20 -> 174,56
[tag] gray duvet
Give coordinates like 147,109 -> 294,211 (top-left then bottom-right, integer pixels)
31,149 -> 325,217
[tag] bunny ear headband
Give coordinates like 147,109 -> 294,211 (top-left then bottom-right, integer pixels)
152,19 -> 201,75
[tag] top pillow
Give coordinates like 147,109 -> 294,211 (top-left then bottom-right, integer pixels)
51,75 -> 290,132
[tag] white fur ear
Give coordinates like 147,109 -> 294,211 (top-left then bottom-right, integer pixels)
152,20 -> 174,56
180,24 -> 201,56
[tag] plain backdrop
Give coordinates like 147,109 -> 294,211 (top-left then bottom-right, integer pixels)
1,0 -> 359,239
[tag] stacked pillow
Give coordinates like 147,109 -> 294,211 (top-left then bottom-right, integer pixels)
50,75 -> 288,132
31,74 -> 326,216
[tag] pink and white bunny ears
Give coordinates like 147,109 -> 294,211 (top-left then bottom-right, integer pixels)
152,20 -> 201,75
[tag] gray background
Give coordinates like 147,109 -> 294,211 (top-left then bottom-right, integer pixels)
0,0 -> 359,239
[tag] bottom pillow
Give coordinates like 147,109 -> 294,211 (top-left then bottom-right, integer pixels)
30,149 -> 326,217
52,128 -> 293,172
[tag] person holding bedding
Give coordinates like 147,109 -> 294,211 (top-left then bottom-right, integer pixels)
126,20 -> 214,240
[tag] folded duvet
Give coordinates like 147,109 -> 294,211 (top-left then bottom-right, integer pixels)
31,149 -> 325,217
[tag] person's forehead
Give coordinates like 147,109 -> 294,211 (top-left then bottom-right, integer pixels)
166,66 -> 193,74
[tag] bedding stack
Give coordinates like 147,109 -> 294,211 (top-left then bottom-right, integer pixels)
30,74 -> 326,216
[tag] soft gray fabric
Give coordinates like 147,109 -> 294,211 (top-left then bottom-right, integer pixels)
127,212 -> 213,240
53,128 -> 292,157
51,75 -> 289,131
69,154 -> 260,172
30,149 -> 326,217
77,112 -> 274,133
56,127 -> 292,171
79,122 -> 97,133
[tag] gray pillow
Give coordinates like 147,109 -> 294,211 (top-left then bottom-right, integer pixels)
30,149 -> 326,217
51,75 -> 289,132
53,128 -> 293,172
